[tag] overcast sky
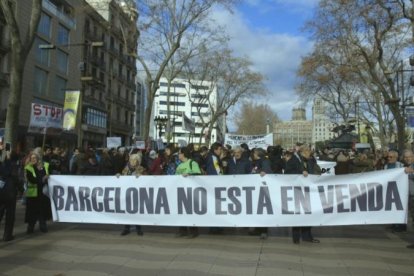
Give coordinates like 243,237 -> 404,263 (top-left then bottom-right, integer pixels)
210,0 -> 318,127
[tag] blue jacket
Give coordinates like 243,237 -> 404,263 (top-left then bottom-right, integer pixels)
227,157 -> 252,175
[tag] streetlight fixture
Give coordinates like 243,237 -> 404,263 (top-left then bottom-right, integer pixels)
154,116 -> 168,139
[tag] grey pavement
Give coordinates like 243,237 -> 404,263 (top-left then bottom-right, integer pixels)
1,203 -> 414,275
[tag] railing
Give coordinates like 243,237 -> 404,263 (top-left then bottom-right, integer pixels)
42,0 -> 76,29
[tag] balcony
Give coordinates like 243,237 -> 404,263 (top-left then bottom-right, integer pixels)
42,0 -> 76,29
88,56 -> 106,70
107,45 -> 118,57
84,29 -> 102,43
111,120 -> 132,133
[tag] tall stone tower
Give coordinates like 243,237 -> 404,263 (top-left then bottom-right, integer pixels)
292,108 -> 306,121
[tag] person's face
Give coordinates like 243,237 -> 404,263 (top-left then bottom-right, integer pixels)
301,149 -> 311,159
283,153 -> 292,161
388,152 -> 398,163
214,147 -> 223,157
233,150 -> 242,160
404,153 -> 414,165
129,158 -> 138,167
53,147 -> 60,155
45,148 -> 52,155
30,154 -> 38,165
165,148 -> 171,156
178,151 -> 185,162
74,149 -> 80,155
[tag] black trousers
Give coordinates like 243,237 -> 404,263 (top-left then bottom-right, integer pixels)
292,227 -> 313,242
0,183 -> 17,239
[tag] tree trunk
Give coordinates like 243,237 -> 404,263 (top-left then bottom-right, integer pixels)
4,49 -> 24,146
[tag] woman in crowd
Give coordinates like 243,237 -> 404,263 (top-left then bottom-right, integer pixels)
175,147 -> 202,238
163,144 -> 180,175
118,153 -> 145,236
24,152 -> 50,234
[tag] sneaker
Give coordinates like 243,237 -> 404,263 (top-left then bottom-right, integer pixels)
39,225 -> 48,233
260,233 -> 268,240
136,230 -> 144,236
120,229 -> 130,236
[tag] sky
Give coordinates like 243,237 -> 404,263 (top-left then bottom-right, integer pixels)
209,0 -> 319,125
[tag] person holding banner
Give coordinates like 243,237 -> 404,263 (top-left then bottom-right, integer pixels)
249,148 -> 273,239
175,147 -> 202,238
118,153 -> 145,236
24,153 -> 50,234
284,146 -> 320,244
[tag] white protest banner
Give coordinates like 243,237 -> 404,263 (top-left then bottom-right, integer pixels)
28,103 -> 63,134
135,141 -> 146,149
225,133 -> 273,149
48,168 -> 408,227
106,137 -> 121,148
317,161 -> 336,175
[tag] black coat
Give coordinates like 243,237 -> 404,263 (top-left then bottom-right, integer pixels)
227,157 -> 252,175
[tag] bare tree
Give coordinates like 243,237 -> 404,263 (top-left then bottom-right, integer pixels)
136,0 -> 238,142
183,48 -> 266,145
0,0 -> 42,148
300,0 -> 410,150
234,102 -> 279,135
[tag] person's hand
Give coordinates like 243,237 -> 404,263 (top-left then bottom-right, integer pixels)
116,173 -> 121,178
260,171 -> 266,177
182,173 -> 189,177
5,151 -> 11,160
303,171 -> 309,177
42,175 -> 49,182
405,167 -> 414,174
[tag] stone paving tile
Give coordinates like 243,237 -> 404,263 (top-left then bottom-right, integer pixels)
301,265 -> 351,276
256,267 -> 304,276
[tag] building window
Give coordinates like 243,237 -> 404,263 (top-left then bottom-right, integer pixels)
57,24 -> 69,45
57,49 -> 68,74
192,103 -> 209,108
38,13 -> 51,38
33,67 -> 48,96
54,76 -> 67,101
159,82 -> 186,88
35,38 -> 50,66
85,107 -> 107,128
159,101 -> 185,106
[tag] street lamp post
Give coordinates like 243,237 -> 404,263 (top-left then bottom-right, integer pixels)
154,116 -> 168,139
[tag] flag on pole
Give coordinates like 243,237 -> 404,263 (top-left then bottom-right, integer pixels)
182,112 -> 195,133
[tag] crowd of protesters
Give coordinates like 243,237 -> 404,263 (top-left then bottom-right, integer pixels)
0,142 -> 414,248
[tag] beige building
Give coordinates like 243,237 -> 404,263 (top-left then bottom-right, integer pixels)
274,107 -> 312,149
312,98 -> 335,146
0,0 -> 138,150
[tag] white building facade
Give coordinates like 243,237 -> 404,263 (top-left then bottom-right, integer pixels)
153,77 -> 218,145
312,98 -> 336,145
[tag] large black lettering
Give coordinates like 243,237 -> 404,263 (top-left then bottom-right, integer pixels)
257,186 -> 273,214
215,187 -> 226,215
155,188 -> 170,214
228,187 -> 241,215
78,187 -> 92,211
242,187 -> 255,214
294,186 -> 311,214
53,185 -> 65,210
318,185 -> 334,213
335,185 -> 350,213
177,188 -> 192,214
126,188 -> 138,213
91,187 -> 104,212
385,181 -> 403,211
281,186 -> 294,215
349,184 -> 367,212
104,188 -> 115,213
140,188 -> 154,214
193,187 -> 207,215
65,186 -> 79,211
114,187 -> 125,213
368,183 -> 383,211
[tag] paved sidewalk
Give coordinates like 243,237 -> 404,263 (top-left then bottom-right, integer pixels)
0,204 -> 414,275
